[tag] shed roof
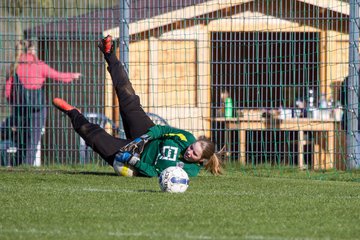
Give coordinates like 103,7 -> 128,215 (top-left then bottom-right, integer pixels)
26,0 -> 211,39
26,0 -> 350,40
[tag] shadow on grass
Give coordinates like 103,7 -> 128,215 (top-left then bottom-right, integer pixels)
65,170 -> 115,176
0,167 -> 116,177
137,189 -> 161,193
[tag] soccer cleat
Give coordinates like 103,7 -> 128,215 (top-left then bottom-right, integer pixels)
52,98 -> 79,113
98,35 -> 113,54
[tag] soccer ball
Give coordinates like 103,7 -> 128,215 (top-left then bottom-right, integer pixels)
113,160 -> 137,177
159,166 -> 190,193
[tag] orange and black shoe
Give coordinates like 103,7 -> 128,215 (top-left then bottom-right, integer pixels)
52,98 -> 80,114
98,35 -> 113,54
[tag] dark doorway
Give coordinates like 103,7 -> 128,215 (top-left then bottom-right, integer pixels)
210,31 -> 320,161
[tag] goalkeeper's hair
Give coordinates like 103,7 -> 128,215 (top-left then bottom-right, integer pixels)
197,136 -> 223,175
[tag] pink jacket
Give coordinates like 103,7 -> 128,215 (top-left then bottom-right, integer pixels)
5,53 -> 78,99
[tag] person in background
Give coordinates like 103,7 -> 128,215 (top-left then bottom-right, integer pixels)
52,35 -> 223,177
4,40 -> 81,165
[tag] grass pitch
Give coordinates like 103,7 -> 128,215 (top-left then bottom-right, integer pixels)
0,166 -> 360,240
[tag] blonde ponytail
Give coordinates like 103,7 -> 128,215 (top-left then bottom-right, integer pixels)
197,136 -> 224,175
204,152 -> 223,175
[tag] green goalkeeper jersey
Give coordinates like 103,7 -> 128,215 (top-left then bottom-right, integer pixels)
133,125 -> 201,177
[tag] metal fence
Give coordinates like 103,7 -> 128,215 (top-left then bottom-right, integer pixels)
0,0 -> 359,171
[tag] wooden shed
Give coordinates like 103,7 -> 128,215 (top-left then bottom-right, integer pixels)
103,0 -> 350,133
118,0 -> 351,168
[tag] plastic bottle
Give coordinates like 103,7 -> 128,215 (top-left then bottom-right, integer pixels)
307,89 -> 315,118
224,97 -> 233,118
319,93 -> 330,120
319,94 -> 327,109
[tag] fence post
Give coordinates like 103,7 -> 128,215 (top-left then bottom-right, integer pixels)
347,0 -> 360,169
119,0 -> 130,74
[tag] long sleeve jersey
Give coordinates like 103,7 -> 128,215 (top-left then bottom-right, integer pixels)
134,125 -> 201,177
5,53 -> 78,100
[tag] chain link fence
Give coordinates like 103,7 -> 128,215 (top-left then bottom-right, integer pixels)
0,0 -> 359,172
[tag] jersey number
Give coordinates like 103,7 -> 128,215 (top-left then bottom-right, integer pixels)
161,146 -> 178,161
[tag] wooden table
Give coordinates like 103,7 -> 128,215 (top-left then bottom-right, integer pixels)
212,117 -> 341,169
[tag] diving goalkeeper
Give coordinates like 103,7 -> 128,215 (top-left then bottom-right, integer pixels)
52,35 -> 223,177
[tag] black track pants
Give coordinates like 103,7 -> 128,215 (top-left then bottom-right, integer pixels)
67,52 -> 155,166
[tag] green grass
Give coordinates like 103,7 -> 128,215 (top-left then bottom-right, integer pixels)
0,166 -> 360,240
